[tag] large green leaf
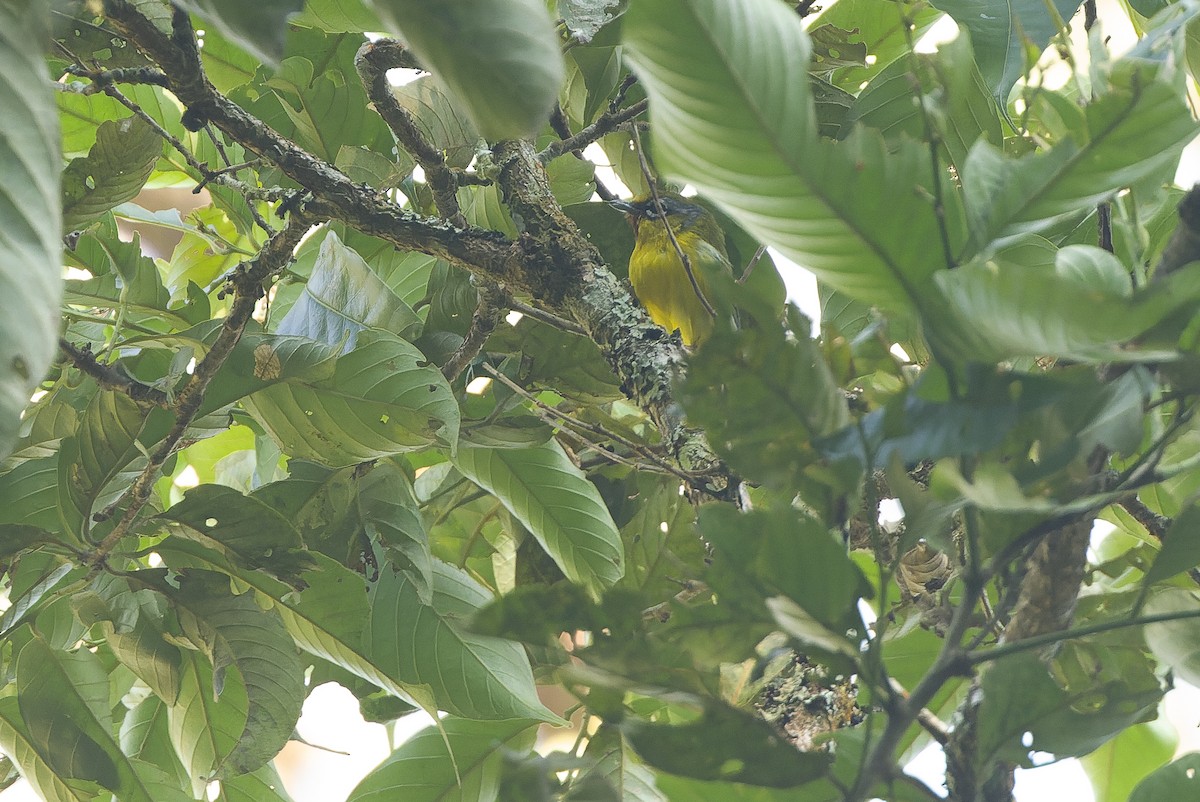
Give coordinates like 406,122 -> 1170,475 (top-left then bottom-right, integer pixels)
0,697 -> 98,802
155,484 -> 308,576
622,702 -> 830,788
365,560 -> 562,722
77,576 -> 182,704
58,390 -> 149,540
368,0 -> 564,140
960,76 -> 1197,254
16,634 -> 182,802
158,537 -> 442,713
1130,753 -> 1200,802
245,329 -> 459,466
61,116 -> 161,232
275,230 -> 422,345
174,0 -> 304,65
167,650 -> 247,797
928,0 -> 1082,104
293,0 -> 383,31
0,0 -> 62,463
976,651 -> 1161,766
931,243 -> 1200,362
1081,719 -> 1176,802
165,570 -> 306,776
453,439 -> 624,597
347,717 -> 538,802
582,725 -> 667,802
622,0 -> 959,313
683,308 -> 849,491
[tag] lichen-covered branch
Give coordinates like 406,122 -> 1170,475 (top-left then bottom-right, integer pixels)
441,282 -> 507,381
101,0 -> 737,498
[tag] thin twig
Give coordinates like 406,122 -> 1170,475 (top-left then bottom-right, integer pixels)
59,339 -> 170,407
86,216 -> 309,565
480,363 -> 701,485
507,298 -> 588,336
539,99 -> 649,163
442,282 -> 507,381
629,124 -> 717,319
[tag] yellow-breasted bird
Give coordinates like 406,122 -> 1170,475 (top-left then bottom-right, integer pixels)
610,192 -> 732,347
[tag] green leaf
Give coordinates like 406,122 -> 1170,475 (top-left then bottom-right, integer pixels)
175,0 -> 304,66
155,484 -> 308,576
390,77 -> 481,170
168,649 -> 247,797
0,0 -> 63,462
622,702 -> 830,788
366,560 -> 562,722
1144,587 -> 1200,687
654,775 -> 841,802
976,651 -> 1161,766
347,717 -> 538,802
223,763 -> 297,802
961,77 -> 1197,253
293,0 -> 383,31
159,538 -> 443,716
683,309 -> 849,490
811,0 -> 943,91
581,725 -> 666,802
78,576 -> 182,704
368,0 -> 565,139
1081,719 -> 1176,802
245,329 -> 459,466
1141,504 -> 1200,591
0,697 -> 99,802
276,230 -> 422,345
928,0 -> 1082,104
1130,753 -> 1200,802
622,0 -> 959,313
120,696 -> 190,790
845,32 -> 1001,173
700,506 -> 869,648
357,461 -> 433,603
453,439 -> 624,597
16,634 -> 180,802
165,569 -> 306,776
62,116 -> 161,232
932,241 -> 1200,362
257,55 -> 391,163
59,390 -> 149,540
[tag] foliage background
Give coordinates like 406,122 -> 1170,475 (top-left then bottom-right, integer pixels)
8,0 -> 1200,801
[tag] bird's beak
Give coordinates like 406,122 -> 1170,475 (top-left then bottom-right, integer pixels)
607,198 -> 639,215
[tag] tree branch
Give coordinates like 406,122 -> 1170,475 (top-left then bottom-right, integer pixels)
87,215 -> 309,565
355,39 -> 465,226
441,282 -> 507,381
58,339 -> 170,407
538,99 -> 649,163
102,0 -> 739,499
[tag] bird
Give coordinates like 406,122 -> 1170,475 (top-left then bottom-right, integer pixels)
609,191 -> 732,347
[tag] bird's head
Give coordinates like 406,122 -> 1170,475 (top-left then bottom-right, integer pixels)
609,192 -> 713,239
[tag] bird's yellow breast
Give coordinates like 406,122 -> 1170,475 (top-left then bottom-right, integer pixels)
629,229 -> 715,347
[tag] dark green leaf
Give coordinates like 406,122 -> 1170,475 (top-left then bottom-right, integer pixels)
347,717 -> 538,801
1129,753 -> 1200,802
175,0 -> 304,66
62,117 -> 161,232
622,702 -> 830,788
0,0 -> 63,462
365,560 -> 562,722
165,570 -> 306,776
368,0 -> 565,139
927,0 -> 1082,104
